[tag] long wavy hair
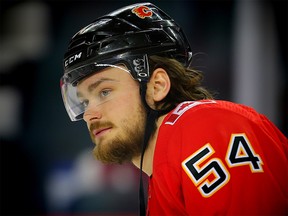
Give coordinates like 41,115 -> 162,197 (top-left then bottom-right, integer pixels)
148,55 -> 214,111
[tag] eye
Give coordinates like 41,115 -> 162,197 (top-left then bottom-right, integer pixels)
100,89 -> 111,98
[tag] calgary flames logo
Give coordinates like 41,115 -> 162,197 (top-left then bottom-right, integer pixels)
132,5 -> 153,19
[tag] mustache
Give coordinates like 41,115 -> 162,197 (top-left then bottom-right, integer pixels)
89,121 -> 114,133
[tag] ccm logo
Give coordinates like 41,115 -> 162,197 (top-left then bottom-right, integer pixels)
65,52 -> 82,67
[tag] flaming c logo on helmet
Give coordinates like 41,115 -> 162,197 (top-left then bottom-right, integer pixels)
132,5 -> 153,19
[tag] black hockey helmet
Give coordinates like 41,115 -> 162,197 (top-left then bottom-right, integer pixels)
61,2 -> 192,121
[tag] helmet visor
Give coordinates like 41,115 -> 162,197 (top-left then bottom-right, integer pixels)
60,63 -> 131,121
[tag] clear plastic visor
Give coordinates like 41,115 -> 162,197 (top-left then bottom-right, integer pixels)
60,63 -> 131,121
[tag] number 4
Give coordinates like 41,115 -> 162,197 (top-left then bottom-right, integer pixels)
226,133 -> 263,172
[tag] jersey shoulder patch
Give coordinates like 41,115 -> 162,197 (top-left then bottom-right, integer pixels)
165,100 -> 216,125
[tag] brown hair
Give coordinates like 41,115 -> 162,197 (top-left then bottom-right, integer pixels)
149,55 -> 214,111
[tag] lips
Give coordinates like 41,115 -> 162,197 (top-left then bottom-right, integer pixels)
93,127 -> 112,137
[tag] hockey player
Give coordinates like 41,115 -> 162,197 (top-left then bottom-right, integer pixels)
60,3 -> 288,215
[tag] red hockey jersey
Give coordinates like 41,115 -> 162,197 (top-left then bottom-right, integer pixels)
147,100 -> 288,215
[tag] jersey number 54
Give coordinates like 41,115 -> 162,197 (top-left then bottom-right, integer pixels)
182,133 -> 263,197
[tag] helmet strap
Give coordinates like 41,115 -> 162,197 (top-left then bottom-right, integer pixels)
139,81 -> 158,216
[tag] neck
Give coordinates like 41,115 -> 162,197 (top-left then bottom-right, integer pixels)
132,114 -> 167,176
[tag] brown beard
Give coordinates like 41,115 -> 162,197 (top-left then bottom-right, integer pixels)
89,109 -> 146,164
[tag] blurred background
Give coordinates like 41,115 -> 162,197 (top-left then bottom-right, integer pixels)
0,0 -> 287,215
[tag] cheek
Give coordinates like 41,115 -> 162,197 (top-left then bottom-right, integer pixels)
119,89 -> 141,104
108,91 -> 141,114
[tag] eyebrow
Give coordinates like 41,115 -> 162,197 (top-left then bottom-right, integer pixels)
77,78 -> 117,98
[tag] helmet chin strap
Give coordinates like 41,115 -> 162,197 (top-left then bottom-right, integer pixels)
139,81 -> 158,216
138,82 -> 173,216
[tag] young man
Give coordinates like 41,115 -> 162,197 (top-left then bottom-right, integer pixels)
61,2 -> 288,215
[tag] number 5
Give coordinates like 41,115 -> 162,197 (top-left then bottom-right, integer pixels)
182,144 -> 230,197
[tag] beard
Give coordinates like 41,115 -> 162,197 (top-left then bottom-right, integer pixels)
89,105 -> 147,164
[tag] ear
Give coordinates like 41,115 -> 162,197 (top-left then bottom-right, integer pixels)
148,68 -> 171,102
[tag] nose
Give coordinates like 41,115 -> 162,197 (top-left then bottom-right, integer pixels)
83,105 -> 102,123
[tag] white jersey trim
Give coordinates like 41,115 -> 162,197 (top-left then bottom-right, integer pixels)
165,100 -> 216,125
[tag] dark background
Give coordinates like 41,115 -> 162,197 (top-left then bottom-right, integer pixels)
0,0 -> 287,215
